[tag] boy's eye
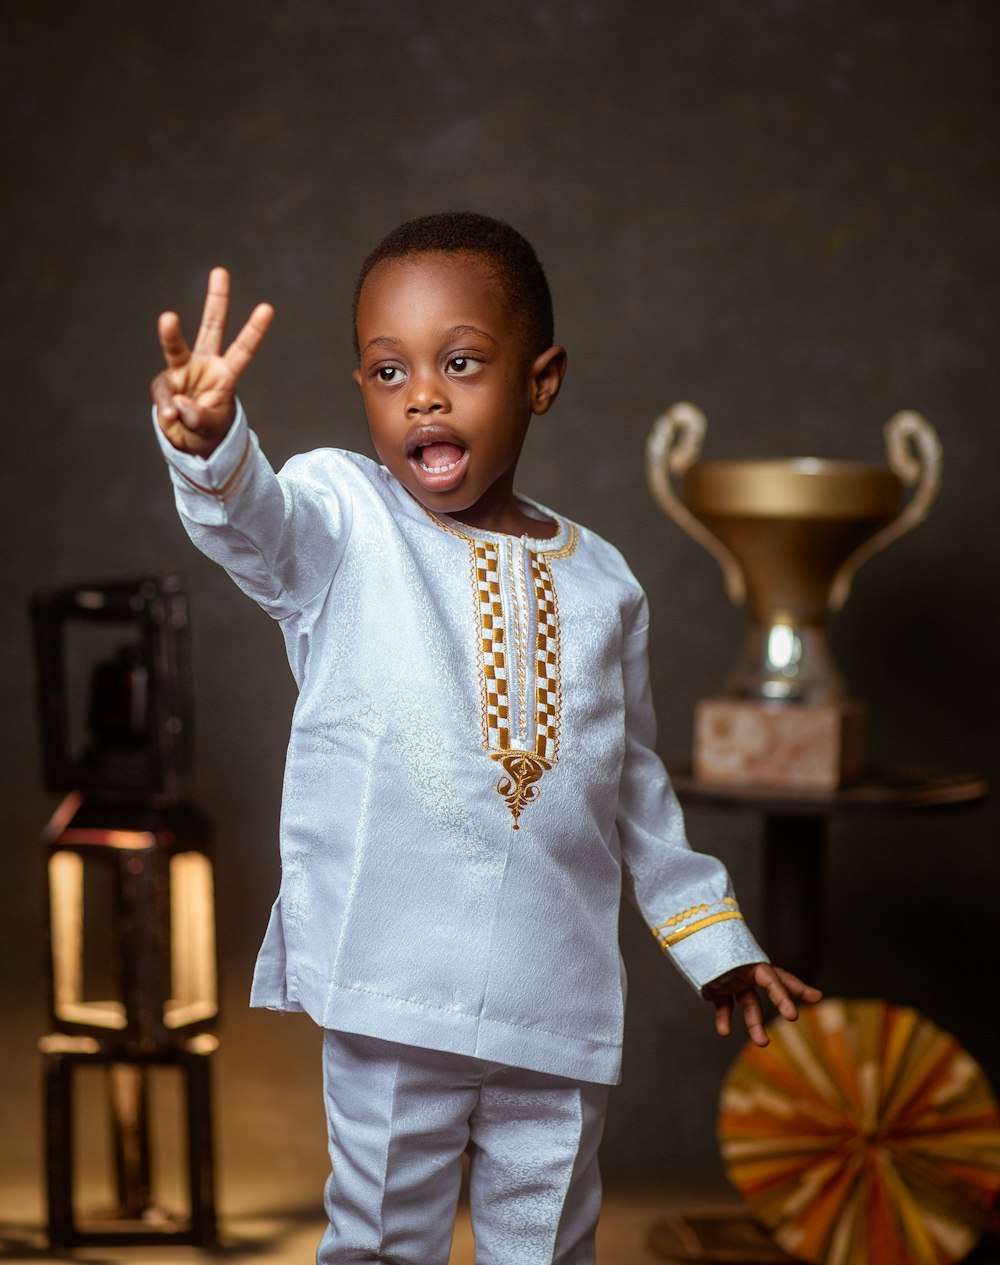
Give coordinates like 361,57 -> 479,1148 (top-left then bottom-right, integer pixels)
447,356 -> 480,376
376,366 -> 403,384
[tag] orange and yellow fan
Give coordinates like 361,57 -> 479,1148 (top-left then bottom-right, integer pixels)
719,998 -> 1000,1265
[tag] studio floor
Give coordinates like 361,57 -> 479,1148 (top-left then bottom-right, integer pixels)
3,996 -> 999,1265
0,1191 -> 698,1265
0,994 -> 729,1264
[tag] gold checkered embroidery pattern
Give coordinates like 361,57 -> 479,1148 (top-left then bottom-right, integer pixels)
530,554 -> 560,763
423,510 -> 578,829
475,541 -> 511,753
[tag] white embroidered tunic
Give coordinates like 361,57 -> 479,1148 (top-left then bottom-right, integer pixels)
156,405 -> 765,1085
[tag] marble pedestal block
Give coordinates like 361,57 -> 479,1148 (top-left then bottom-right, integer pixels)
694,698 -> 867,790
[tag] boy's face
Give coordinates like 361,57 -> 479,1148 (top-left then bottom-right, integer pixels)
353,251 -> 565,535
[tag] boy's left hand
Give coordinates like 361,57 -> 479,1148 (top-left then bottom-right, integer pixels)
702,964 -> 822,1048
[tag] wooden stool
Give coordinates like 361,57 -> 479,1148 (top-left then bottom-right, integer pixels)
41,1032 -> 218,1248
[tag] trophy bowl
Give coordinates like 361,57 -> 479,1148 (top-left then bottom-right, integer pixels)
646,404 -> 942,787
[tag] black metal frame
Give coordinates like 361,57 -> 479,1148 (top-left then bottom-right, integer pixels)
41,1035 -> 217,1249
32,575 -> 221,1249
43,799 -> 215,1045
31,574 -> 194,802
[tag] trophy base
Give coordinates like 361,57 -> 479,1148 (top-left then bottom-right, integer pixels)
694,698 -> 867,790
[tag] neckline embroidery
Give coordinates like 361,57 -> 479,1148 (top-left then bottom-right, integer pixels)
425,508 -> 578,828
433,500 -> 570,549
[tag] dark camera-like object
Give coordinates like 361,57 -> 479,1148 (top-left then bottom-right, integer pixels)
32,575 -> 193,802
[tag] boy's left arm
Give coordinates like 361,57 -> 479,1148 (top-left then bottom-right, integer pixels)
616,596 -> 820,1047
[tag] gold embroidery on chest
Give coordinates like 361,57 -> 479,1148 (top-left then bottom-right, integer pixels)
455,524 -> 576,828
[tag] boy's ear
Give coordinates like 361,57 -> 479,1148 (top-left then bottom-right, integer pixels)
529,345 -> 567,416
351,367 -> 363,390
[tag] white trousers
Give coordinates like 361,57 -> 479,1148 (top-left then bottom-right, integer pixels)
318,1030 -> 610,1265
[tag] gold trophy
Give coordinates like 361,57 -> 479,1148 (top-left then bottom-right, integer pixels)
646,404 -> 942,788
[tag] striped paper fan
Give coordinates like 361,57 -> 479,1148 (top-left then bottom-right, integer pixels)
719,998 -> 1000,1265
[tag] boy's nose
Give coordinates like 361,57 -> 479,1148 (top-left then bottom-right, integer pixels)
405,371 -> 448,415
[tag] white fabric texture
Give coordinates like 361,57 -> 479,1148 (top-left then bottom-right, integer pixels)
319,1030 -> 607,1264
155,404 -> 766,1085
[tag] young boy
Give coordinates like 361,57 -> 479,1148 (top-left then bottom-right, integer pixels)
151,212 -> 818,1264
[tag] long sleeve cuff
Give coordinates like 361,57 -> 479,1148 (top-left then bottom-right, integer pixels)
152,399 -> 253,502
652,898 -> 767,991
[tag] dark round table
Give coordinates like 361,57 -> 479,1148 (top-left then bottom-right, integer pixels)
651,765 -> 990,1263
665,765 -> 988,982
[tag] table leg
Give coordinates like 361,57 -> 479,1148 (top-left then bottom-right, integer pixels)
761,813 -> 826,984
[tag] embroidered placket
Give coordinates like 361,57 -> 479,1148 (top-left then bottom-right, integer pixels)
474,537 -> 563,827
431,513 -> 576,828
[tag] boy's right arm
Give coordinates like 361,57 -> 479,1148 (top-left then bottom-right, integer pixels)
151,267 -> 274,456
151,270 -> 352,622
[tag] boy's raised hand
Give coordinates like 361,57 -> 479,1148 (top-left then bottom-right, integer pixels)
151,267 -> 274,456
702,963 -> 822,1048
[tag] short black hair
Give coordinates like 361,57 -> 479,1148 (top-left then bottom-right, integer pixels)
353,211 -> 554,359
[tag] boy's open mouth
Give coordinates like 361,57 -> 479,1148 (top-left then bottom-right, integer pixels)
405,431 -> 470,493
416,440 -> 466,472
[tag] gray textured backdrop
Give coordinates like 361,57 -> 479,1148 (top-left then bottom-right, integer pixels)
2,0 -> 998,1193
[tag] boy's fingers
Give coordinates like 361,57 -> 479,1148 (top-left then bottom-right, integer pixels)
762,979 -> 798,1024
158,312 -> 190,369
768,967 -> 823,1006
753,966 -> 823,1025
738,988 -> 763,1030
223,302 -> 275,380
785,977 -> 823,1004
193,267 -> 231,357
171,395 -> 197,429
738,991 -> 770,1047
760,968 -> 797,1012
704,964 -> 821,1049
151,370 -> 181,421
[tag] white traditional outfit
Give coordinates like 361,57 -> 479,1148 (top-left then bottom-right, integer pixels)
156,404 -> 765,1263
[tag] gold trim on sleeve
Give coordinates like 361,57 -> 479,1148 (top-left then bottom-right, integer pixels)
653,907 -> 745,951
653,897 -> 738,934
171,432 -> 252,503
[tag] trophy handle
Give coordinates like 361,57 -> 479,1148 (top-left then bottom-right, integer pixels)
829,411 -> 943,611
646,403 -> 746,604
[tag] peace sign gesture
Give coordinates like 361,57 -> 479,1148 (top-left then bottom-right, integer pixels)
151,267 -> 274,456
